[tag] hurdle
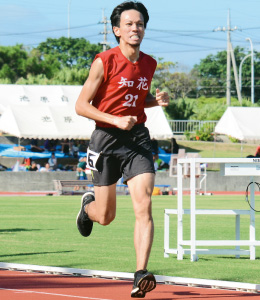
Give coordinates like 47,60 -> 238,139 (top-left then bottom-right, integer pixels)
164,157 -> 260,262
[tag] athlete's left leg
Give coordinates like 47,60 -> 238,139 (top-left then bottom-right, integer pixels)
127,172 -> 155,271
127,172 -> 156,297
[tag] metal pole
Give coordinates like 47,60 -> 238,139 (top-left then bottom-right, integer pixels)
103,15 -> 108,52
68,0 -> 71,38
100,9 -> 111,51
213,10 -> 239,106
226,10 -> 231,106
229,42 -> 242,104
246,38 -> 254,104
239,54 -> 251,92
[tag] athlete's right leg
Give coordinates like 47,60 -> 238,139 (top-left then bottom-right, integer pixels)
76,184 -> 117,237
86,184 -> 117,226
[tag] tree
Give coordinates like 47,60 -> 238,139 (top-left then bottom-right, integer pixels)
0,45 -> 60,83
193,46 -> 260,102
151,59 -> 197,120
28,48 -> 61,79
0,37 -> 100,85
151,58 -> 175,94
0,45 -> 28,82
164,98 -> 195,120
165,72 -> 197,100
36,37 -> 103,69
16,68 -> 89,85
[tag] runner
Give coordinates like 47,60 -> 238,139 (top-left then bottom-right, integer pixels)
75,1 -> 169,297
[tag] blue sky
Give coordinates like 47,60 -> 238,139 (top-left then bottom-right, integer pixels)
0,0 -> 260,70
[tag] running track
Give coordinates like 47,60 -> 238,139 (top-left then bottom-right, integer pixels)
0,269 -> 259,300
0,192 -> 259,299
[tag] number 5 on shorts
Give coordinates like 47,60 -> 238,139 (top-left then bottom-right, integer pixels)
86,148 -> 101,171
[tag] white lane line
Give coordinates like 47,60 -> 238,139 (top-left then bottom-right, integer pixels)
0,288 -> 113,300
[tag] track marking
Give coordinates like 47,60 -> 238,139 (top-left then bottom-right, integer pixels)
0,288 -> 112,300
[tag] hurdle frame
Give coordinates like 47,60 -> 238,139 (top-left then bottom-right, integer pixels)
164,157 -> 260,262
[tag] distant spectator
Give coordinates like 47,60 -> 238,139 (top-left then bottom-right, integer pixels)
153,153 -> 164,171
76,156 -> 87,180
44,139 -> 57,152
51,139 -> 58,151
40,163 -> 51,172
28,161 -> 38,171
23,158 -> 31,168
48,152 -> 57,170
151,138 -> 158,154
44,139 -> 51,152
164,146 -> 171,153
74,156 -> 88,191
255,146 -> 260,157
72,141 -> 79,158
153,153 -> 169,171
31,138 -> 38,146
171,138 -> 179,154
30,139 -> 44,153
78,140 -> 88,153
62,139 -> 70,155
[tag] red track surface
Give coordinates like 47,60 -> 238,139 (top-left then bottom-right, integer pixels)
0,270 -> 259,300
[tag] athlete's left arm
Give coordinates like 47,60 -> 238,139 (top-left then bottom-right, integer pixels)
144,88 -> 169,108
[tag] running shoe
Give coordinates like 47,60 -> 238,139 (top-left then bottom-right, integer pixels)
76,191 -> 95,237
131,269 -> 156,298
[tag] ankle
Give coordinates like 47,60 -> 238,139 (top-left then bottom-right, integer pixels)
135,269 -> 147,275
84,204 -> 89,215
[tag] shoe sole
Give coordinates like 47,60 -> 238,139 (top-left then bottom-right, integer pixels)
76,192 -> 95,237
131,273 -> 156,298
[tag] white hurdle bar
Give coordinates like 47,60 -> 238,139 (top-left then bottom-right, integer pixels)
164,158 -> 260,262
164,209 -> 259,259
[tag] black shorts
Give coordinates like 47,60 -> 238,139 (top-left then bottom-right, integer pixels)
89,123 -> 155,186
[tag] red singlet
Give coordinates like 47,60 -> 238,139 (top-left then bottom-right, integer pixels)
92,46 -> 157,128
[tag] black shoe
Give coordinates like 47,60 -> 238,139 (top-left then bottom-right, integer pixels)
131,270 -> 156,298
76,192 -> 95,237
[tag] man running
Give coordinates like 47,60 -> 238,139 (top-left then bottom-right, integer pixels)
75,1 -> 169,297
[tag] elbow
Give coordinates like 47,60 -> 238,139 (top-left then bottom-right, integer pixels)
75,101 -> 82,116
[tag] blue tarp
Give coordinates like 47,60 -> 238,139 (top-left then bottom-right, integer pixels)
0,143 -> 170,162
0,143 -> 87,159
0,143 -> 15,151
158,147 -> 171,164
158,153 -> 171,164
0,148 -> 65,159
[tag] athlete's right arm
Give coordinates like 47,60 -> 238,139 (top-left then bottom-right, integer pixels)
75,58 -> 137,130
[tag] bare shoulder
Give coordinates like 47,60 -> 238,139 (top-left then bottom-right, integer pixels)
89,57 -> 104,79
79,57 -> 104,99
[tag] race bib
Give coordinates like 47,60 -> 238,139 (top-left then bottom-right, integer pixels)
86,148 -> 101,171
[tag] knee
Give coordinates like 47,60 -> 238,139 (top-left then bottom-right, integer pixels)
134,198 -> 152,220
98,213 -> 116,226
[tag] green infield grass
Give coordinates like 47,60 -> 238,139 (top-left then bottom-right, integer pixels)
174,140 -> 257,158
0,194 -> 260,284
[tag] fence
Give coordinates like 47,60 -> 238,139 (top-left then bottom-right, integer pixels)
168,120 -> 218,134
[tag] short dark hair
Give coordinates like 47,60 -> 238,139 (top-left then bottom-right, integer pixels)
110,1 -> 149,43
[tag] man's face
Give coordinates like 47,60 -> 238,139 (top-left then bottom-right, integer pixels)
113,9 -> 145,47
